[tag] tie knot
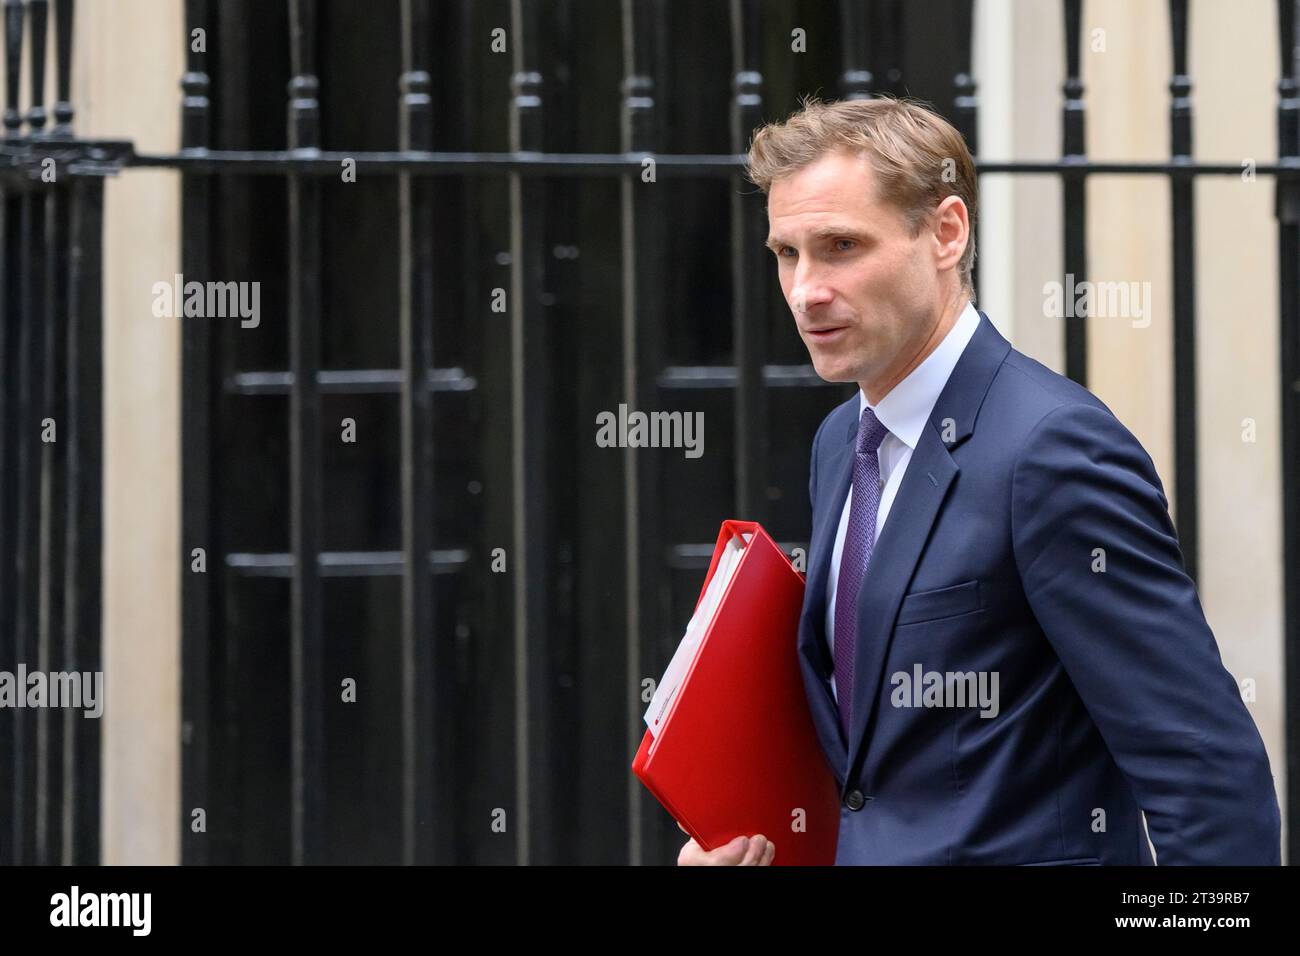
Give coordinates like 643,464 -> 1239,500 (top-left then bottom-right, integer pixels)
857,406 -> 889,455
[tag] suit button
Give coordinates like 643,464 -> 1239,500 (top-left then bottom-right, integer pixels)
845,789 -> 867,811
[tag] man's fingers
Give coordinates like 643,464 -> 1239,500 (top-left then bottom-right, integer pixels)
710,835 -> 750,865
740,834 -> 768,865
677,838 -> 701,865
678,835 -> 742,866
676,833 -> 776,866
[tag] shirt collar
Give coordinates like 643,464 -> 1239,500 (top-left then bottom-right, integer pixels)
859,301 -> 981,451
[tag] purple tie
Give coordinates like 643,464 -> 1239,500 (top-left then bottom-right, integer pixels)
833,406 -> 890,741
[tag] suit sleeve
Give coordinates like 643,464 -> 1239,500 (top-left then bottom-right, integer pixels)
1010,401 -> 1281,865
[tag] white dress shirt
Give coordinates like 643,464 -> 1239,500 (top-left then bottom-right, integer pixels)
826,301 -> 981,703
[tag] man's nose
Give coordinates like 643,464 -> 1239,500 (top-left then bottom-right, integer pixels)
790,271 -> 834,314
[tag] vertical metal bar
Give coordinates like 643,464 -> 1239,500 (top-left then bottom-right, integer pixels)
26,0 -> 53,866
11,0 -> 47,865
872,0 -> 904,99
620,0 -> 666,868
838,0 -> 873,100
287,0 -> 324,866
1276,0 -> 1300,869
952,0 -> 980,299
26,0 -> 46,135
50,0 -> 76,862
211,0 -> 256,867
397,0 -> 437,865
1168,0 -> 1199,582
48,0 -> 75,868
12,170 -> 37,868
50,0 -> 70,137
457,0 -> 516,866
0,188 -> 10,870
951,0 -> 978,152
179,0 -> 212,866
539,9 -> 581,857
620,0 -> 641,865
730,0 -> 768,522
1062,0 -> 1088,385
38,188 -> 69,867
39,125 -> 70,871
64,174 -> 102,865
0,0 -> 22,868
508,0 -> 550,866
3,0 -> 22,140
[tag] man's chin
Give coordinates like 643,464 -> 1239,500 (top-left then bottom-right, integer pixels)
808,360 -> 860,385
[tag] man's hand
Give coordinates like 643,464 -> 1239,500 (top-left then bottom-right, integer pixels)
676,821 -> 775,865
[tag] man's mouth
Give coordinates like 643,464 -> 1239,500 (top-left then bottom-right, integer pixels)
805,326 -> 847,342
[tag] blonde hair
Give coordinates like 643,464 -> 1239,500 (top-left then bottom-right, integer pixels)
745,95 -> 977,297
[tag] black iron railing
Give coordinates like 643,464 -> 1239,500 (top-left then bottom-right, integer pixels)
0,0 -> 111,865
1,0 -> 1296,866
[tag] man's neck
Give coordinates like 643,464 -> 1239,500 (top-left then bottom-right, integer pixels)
861,295 -> 967,405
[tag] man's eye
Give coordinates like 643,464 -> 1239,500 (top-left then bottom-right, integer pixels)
777,246 -> 796,257
834,238 -> 856,251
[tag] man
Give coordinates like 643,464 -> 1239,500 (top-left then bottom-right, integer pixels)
679,96 -> 1280,866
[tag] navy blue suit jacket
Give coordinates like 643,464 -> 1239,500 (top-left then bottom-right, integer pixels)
798,309 -> 1281,865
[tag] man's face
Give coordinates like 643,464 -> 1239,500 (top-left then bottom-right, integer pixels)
765,148 -> 942,389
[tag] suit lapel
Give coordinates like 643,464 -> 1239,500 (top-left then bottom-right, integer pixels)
842,310 -> 1012,794
796,406 -> 858,779
798,413 -> 856,677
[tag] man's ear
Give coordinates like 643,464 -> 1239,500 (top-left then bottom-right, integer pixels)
932,195 -> 969,274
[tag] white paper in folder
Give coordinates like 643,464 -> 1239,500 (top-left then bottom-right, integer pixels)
643,531 -> 753,734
